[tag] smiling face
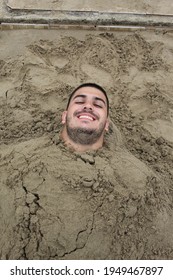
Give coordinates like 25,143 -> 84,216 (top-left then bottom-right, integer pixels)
61,86 -> 109,150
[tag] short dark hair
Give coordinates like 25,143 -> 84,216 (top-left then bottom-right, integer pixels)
66,83 -> 109,115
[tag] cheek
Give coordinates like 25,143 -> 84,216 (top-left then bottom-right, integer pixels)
67,105 -> 77,115
68,106 -> 81,120
67,110 -> 75,121
66,113 -> 76,125
99,112 -> 107,121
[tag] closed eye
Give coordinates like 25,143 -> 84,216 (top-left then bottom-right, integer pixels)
75,101 -> 84,104
94,104 -> 103,108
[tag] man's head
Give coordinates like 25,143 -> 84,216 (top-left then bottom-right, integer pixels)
61,83 -> 109,152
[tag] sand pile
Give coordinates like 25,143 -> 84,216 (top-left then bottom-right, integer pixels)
0,29 -> 173,259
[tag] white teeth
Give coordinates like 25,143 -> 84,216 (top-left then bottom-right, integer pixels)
79,115 -> 93,121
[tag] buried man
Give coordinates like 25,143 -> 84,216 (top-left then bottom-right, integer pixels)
60,83 -> 155,194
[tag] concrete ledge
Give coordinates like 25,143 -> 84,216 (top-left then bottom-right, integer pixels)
1,1 -> 173,28
1,11 -> 173,28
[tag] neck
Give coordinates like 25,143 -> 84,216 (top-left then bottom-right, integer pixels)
61,127 -> 104,152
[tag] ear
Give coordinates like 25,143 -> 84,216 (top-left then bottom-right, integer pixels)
105,118 -> 109,132
61,111 -> 67,124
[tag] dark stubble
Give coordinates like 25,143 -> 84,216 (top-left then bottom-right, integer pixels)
66,117 -> 106,145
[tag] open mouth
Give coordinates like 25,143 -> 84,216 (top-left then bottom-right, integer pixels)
77,113 -> 96,121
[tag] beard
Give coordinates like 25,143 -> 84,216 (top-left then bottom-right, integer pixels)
66,117 -> 106,145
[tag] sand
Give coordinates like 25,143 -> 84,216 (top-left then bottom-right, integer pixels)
0,28 -> 173,259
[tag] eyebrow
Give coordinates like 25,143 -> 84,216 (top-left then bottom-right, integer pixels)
73,94 -> 106,105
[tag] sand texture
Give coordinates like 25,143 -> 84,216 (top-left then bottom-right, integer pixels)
0,29 -> 173,259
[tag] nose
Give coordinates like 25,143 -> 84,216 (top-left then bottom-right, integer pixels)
83,100 -> 93,111
83,105 -> 93,111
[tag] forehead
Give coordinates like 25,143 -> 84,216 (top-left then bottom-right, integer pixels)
72,87 -> 107,102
